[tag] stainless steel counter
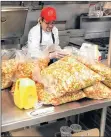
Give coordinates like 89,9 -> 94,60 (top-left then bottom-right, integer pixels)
2,89 -> 111,136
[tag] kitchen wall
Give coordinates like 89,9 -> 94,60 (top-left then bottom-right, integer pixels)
1,1 -> 90,45
22,2 -> 89,45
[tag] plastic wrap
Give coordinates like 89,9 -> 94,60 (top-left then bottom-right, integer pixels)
46,45 -> 72,59
36,83 -> 85,105
40,55 -> 104,98
74,55 -> 111,81
11,82 -> 85,106
2,49 -> 16,60
50,91 -> 86,106
2,59 -> 17,89
36,83 -> 58,104
103,80 -> 111,88
14,50 -> 49,81
83,82 -> 111,99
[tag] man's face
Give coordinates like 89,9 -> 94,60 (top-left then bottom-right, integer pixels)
41,19 -> 55,32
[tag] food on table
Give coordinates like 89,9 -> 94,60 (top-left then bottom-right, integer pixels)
83,82 -> 111,99
2,59 -> 17,89
41,56 -> 104,97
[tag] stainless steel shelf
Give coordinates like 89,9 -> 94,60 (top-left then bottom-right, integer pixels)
1,90 -> 111,133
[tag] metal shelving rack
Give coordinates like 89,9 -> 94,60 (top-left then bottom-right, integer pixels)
108,29 -> 111,67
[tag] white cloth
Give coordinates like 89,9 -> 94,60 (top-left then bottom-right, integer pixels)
28,23 -> 59,58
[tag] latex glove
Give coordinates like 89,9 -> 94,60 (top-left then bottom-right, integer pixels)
49,51 -> 61,59
45,44 -> 61,53
49,50 -> 69,59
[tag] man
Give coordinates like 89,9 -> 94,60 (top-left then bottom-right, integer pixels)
28,6 -> 67,60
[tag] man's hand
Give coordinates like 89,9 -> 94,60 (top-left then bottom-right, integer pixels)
49,50 -> 70,59
49,51 -> 63,59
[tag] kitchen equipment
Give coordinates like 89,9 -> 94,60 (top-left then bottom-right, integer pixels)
1,6 -> 28,49
1,6 -> 28,39
80,15 -> 111,60
60,126 -> 72,137
14,78 -> 38,109
80,16 -> 111,35
70,124 -> 82,133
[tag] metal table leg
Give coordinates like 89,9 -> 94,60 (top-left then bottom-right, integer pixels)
100,107 -> 107,137
77,114 -> 80,124
108,29 -> 111,67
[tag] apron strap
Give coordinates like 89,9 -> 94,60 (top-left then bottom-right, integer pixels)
40,25 -> 42,44
40,24 -> 55,44
51,31 -> 55,44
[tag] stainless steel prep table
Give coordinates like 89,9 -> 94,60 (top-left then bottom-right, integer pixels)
2,89 -> 111,136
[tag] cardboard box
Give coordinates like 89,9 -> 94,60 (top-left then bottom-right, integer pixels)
72,128 -> 99,137
103,2 -> 111,9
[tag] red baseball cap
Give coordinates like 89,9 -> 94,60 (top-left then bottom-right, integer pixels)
40,7 -> 57,22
